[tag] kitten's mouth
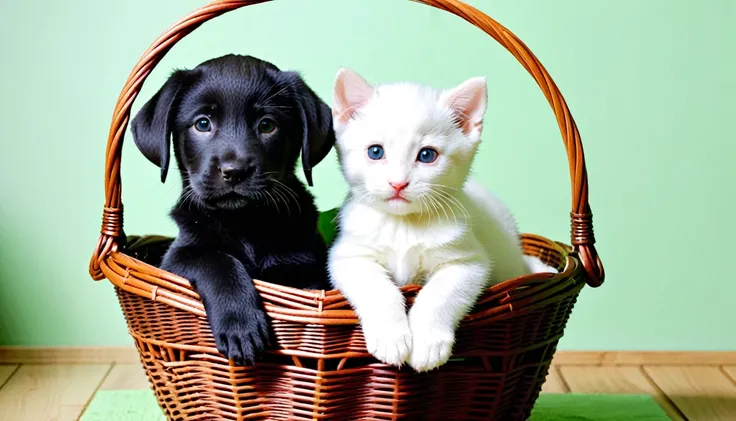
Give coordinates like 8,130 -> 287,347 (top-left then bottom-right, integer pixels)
386,194 -> 410,203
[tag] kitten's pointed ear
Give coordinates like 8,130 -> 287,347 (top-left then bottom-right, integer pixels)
282,71 -> 336,187
333,68 -> 375,124
440,76 -> 488,138
131,70 -> 195,183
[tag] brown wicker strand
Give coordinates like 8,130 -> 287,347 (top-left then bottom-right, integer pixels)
570,212 -> 604,286
101,206 -> 123,237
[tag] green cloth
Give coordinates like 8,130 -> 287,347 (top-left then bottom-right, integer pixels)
80,390 -> 671,421
317,207 -> 340,247
530,394 -> 671,420
81,390 -> 165,421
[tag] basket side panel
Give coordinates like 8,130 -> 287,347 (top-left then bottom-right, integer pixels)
116,269 -> 583,420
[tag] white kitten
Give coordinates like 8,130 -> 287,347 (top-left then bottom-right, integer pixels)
327,69 -> 556,372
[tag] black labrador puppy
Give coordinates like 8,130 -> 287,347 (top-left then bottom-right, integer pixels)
130,54 -> 334,365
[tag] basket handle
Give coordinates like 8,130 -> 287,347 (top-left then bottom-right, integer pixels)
89,0 -> 604,287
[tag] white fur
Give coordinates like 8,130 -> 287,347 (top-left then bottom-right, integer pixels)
327,69 -> 556,372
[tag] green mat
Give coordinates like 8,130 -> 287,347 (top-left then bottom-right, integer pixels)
80,390 -> 671,420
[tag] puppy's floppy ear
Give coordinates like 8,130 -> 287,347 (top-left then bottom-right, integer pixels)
282,71 -> 336,187
131,70 -> 195,183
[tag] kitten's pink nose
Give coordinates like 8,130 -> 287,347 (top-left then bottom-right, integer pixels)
389,181 -> 409,192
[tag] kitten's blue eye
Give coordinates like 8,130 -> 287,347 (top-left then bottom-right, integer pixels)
195,117 -> 211,132
367,145 -> 384,160
417,147 -> 438,163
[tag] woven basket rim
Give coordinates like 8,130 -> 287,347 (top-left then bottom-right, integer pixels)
114,233 -> 584,359
102,233 -> 580,321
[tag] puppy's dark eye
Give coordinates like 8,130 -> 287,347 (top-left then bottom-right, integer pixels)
258,118 -> 277,134
195,117 -> 211,132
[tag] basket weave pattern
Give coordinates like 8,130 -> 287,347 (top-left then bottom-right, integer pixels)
88,1 -> 604,420
120,235 -> 583,420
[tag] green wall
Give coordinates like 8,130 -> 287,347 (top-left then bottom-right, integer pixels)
0,0 -> 734,350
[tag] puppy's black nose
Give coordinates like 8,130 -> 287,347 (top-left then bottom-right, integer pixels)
220,163 -> 251,184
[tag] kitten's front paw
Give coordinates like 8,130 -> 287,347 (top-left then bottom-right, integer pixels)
362,319 -> 412,367
407,327 -> 455,373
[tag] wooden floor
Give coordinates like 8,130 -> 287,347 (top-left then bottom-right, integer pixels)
0,362 -> 735,420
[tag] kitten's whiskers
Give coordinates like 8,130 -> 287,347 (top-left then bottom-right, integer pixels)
432,191 -> 458,225
432,188 -> 470,221
427,193 -> 448,222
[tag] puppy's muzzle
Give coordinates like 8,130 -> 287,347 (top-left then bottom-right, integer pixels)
219,161 -> 255,185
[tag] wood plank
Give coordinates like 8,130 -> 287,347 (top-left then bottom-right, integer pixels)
99,363 -> 151,390
0,346 -> 138,364
560,366 -> 685,421
723,366 -> 736,383
552,351 -> 736,366
540,366 -> 568,393
0,364 -> 110,421
644,366 -> 736,421
0,365 -> 18,388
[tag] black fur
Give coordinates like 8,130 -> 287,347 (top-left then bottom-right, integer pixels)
130,55 -> 335,365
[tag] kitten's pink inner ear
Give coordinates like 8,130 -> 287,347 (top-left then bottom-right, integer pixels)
333,68 -> 375,124
442,77 -> 488,135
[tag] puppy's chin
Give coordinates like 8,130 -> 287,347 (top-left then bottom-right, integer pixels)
190,177 -> 275,211
207,193 -> 251,211
203,188 -> 271,211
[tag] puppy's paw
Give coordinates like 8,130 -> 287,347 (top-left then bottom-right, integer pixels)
407,326 -> 455,373
362,318 -> 412,367
211,309 -> 271,365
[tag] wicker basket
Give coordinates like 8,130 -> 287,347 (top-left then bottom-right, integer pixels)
88,1 -> 605,420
